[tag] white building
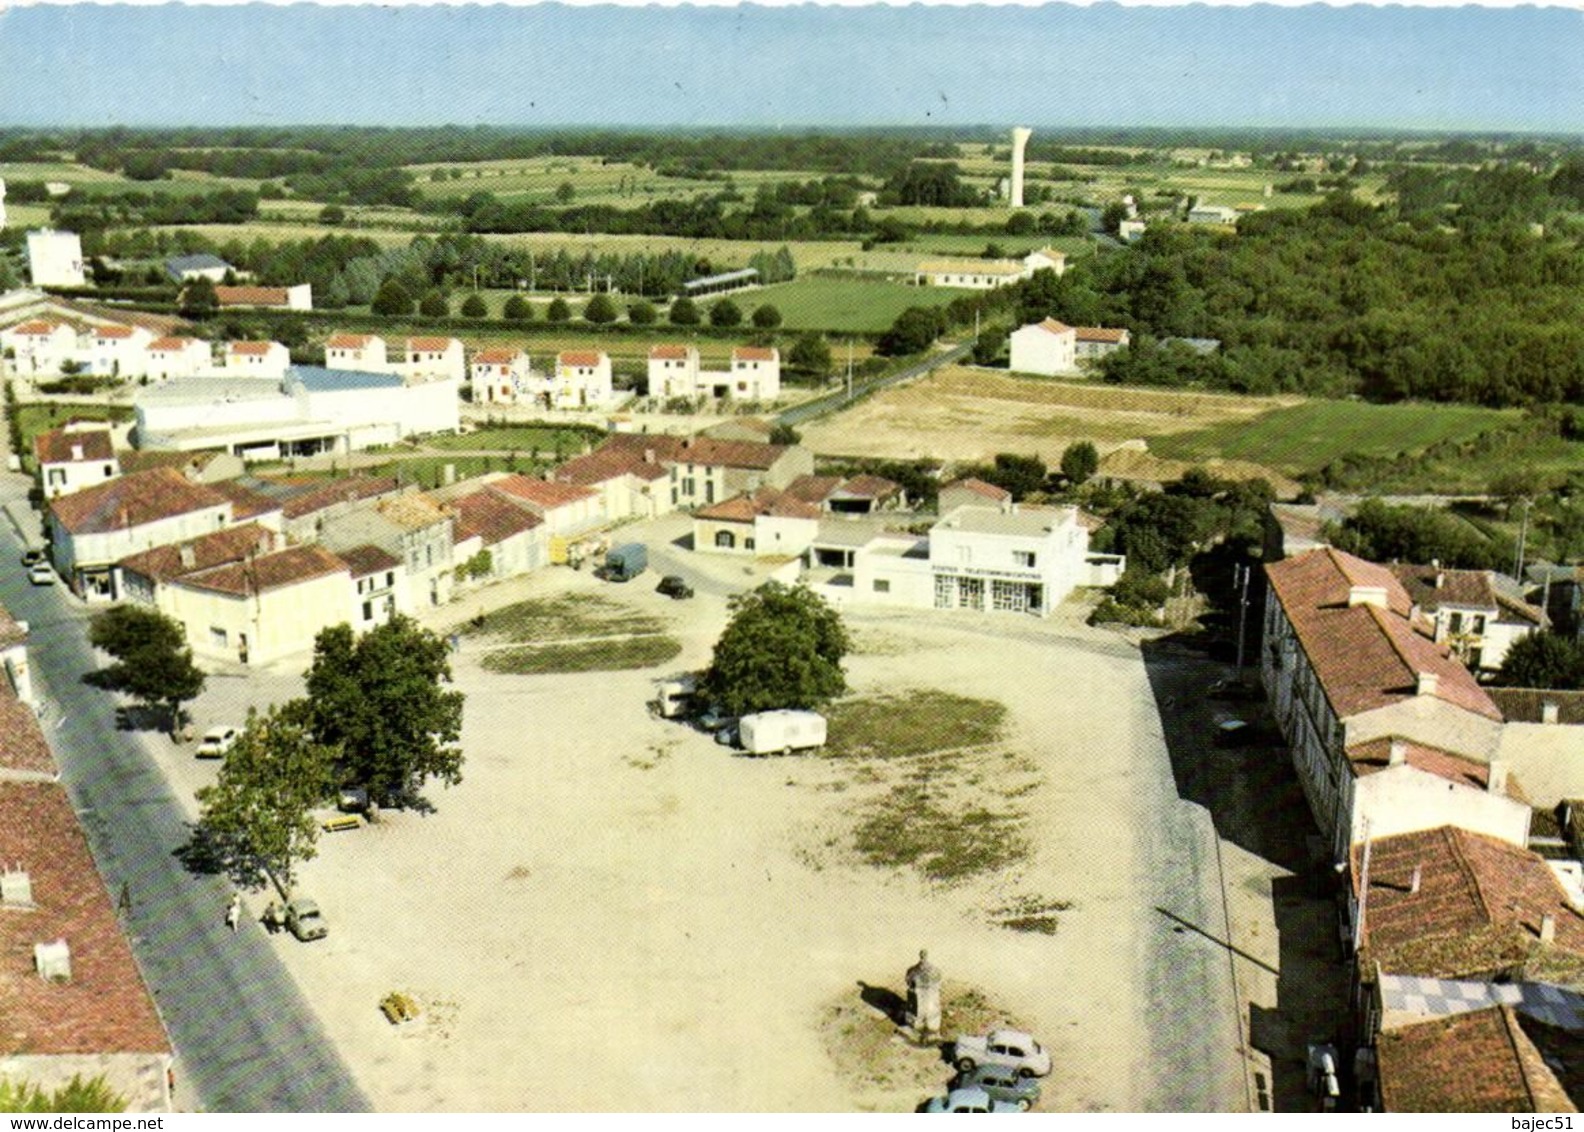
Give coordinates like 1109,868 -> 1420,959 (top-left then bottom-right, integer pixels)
0,319 -> 77,376
648,345 -> 700,400
83,324 -> 153,380
915,258 -> 1028,290
144,337 -> 212,382
34,422 -> 119,499
1023,247 -> 1067,276
1388,564 -> 1547,675
553,351 -> 614,410
1073,327 -> 1131,365
26,230 -> 85,288
225,341 -> 290,379
470,348 -> 532,406
405,337 -> 465,385
1008,318 -> 1076,376
1188,204 -> 1239,225
729,346 -> 780,401
1118,219 -> 1147,243
324,333 -> 387,372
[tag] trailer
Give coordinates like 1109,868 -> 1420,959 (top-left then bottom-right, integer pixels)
735,709 -> 827,756
653,672 -> 699,719
603,542 -> 648,582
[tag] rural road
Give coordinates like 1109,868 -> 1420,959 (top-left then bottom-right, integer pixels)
777,341 -> 974,428
0,472 -> 369,1113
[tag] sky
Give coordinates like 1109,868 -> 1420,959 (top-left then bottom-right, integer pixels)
0,3 -> 1580,133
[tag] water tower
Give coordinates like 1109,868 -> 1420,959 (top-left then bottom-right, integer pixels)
1009,127 -> 1032,209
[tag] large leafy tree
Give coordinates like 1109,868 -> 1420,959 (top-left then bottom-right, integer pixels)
1494,632 -> 1584,691
304,616 -> 464,806
87,606 -> 205,734
195,704 -> 335,891
1060,440 -> 1100,485
877,306 -> 945,357
178,276 -> 218,319
702,582 -> 850,717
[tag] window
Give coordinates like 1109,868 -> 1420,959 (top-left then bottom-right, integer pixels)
714,530 -> 736,549
47,469 -> 64,485
210,627 -> 228,647
362,601 -> 373,621
1449,612 -> 1464,634
873,579 -> 890,593
1013,550 -> 1037,569
386,572 -> 395,587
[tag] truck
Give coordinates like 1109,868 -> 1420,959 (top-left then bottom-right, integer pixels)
602,542 -> 647,582
735,709 -> 827,756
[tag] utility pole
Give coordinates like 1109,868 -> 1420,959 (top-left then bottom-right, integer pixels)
846,340 -> 854,403
1514,497 -> 1533,580
1352,818 -> 1372,954
1235,563 -> 1251,671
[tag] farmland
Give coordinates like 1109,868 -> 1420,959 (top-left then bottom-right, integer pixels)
750,276 -> 972,333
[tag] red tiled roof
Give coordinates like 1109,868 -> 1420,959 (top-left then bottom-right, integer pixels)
558,351 -> 605,368
407,337 -> 455,353
784,475 -> 843,504
228,340 -> 277,356
471,348 -> 521,365
947,477 -> 1013,503
449,490 -> 543,547
1033,317 -> 1073,336
1265,547 -> 1500,723
326,334 -> 375,350
552,446 -> 669,487
10,320 -> 65,337
489,474 -> 599,510
696,487 -> 821,523
34,426 -> 114,465
115,449 -> 222,477
649,345 -> 692,360
336,544 -> 401,578
1355,826 -> 1584,979
117,522 -> 275,586
732,346 -> 777,362
1489,688 -> 1584,726
205,480 -> 283,522
1378,1006 -> 1575,1113
1346,735 -> 1526,802
1074,326 -> 1128,343
215,285 -> 290,307
836,474 -> 900,500
601,432 -> 788,472
147,336 -> 196,352
173,544 -> 348,598
48,468 -> 227,536
0,685 -> 55,778
273,476 -> 402,520
0,781 -> 170,1055
92,324 -> 136,340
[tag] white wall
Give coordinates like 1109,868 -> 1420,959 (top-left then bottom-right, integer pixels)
26,231 -> 85,288
1350,765 -> 1530,850
1009,324 -> 1076,376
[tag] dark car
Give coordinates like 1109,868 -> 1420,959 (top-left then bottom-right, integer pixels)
952,1064 -> 1042,1110
656,574 -> 694,600
1208,677 -> 1262,702
20,548 -> 47,568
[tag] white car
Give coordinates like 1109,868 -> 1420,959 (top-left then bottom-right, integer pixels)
27,560 -> 54,585
953,1028 -> 1052,1078
195,726 -> 241,759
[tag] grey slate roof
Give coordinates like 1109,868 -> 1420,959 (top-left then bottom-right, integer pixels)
285,365 -> 405,393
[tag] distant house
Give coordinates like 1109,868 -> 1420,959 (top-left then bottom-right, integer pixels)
225,340 -> 290,378
34,422 -> 119,499
729,346 -> 780,401
25,229 -> 85,288
164,253 -> 232,284
165,544 -> 352,667
340,544 -> 403,634
648,345 -> 700,400
588,432 -> 813,510
549,444 -> 674,523
1389,564 -> 1547,674
486,474 -> 605,537
324,333 -> 387,372
937,477 -> 1013,515
404,337 -> 465,385
915,257 -> 1028,290
1118,219 -> 1147,243
0,319 -> 76,376
83,323 -> 153,379
785,473 -> 904,514
116,521 -> 281,611
470,348 -> 531,406
144,336 -> 212,381
1008,318 -> 1076,376
318,492 -> 456,610
693,487 -> 822,557
214,284 -> 312,312
1073,326 -> 1131,364
1022,247 -> 1067,275
1187,204 -> 1239,225
445,488 -> 548,583
553,351 -> 614,410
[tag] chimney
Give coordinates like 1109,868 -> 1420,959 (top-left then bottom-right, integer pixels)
1,867 -> 34,908
1415,671 -> 1440,697
644,448 -> 655,465
34,939 -> 71,982
1410,865 -> 1422,894
1541,913 -> 1557,945
443,463 -> 456,486
1388,739 -> 1408,767
1435,570 -> 1445,590
1543,701 -> 1561,725
70,443 -> 83,461
1487,759 -> 1509,796
1348,585 -> 1388,609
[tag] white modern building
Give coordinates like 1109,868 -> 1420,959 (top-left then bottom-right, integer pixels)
225,341 -> 290,379
405,337 -> 465,385
1009,318 -> 1077,376
26,230 -> 85,288
145,337 -> 213,382
324,333 -> 388,372
648,345 -> 700,400
729,346 -> 780,401
0,319 -> 77,376
470,348 -> 532,406
553,351 -> 614,409
83,324 -> 153,380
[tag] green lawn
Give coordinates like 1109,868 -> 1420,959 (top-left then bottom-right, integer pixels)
480,635 -> 682,675
1150,400 -> 1520,474
13,403 -> 134,469
426,426 -> 597,455
751,276 -> 974,334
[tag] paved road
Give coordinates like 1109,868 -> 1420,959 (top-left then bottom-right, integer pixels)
776,341 -> 974,428
0,475 -> 368,1113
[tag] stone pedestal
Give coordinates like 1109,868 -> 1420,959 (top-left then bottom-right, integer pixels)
906,949 -> 942,1036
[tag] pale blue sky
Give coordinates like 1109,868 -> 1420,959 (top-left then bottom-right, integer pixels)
0,4 -> 1579,132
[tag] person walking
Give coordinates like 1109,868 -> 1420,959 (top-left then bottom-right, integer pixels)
225,893 -> 241,933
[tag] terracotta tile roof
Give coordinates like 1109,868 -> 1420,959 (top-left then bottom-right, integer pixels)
34,426 -> 114,465
0,781 -> 170,1055
696,487 -> 821,523
326,334 -> 375,349
48,468 -> 226,536
374,493 -> 451,532
705,417 -> 773,438
1033,317 -> 1074,336
1390,563 -> 1548,627
0,685 -> 55,778
947,477 -> 1013,503
274,476 -> 401,520
732,346 -> 777,362
0,601 -> 26,651
114,449 -> 222,477
147,336 -> 196,352
92,324 -> 136,340
228,340 -> 278,357
173,544 -> 348,598
649,345 -> 692,360
336,544 -> 401,578
836,474 -> 901,500
215,285 -> 290,307
1355,826 -> 1584,981
117,522 -> 274,585
449,490 -> 543,546
1074,326 -> 1128,343
489,474 -> 599,510
407,337 -> 455,353
558,351 -> 605,368
1265,547 -> 1501,723
1490,688 -> 1584,726
552,446 -> 669,487
1347,735 -> 1527,802
471,348 -> 521,365
918,258 -> 1025,277
784,475 -> 843,504
10,320 -> 65,336
205,479 -> 282,521
1378,1006 -> 1575,1112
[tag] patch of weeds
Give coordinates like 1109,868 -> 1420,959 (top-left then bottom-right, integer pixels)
990,896 -> 1073,935
482,634 -> 682,675
824,690 -> 1007,761
503,865 -> 533,881
464,593 -> 664,642
853,783 -> 1029,882
626,743 -> 674,771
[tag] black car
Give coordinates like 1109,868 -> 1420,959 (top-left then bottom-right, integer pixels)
20,548 -> 46,568
656,575 -> 694,600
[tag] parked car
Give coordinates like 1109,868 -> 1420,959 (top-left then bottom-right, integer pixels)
1208,677 -> 1262,702
697,704 -> 731,733
195,725 -> 241,758
953,1064 -> 1042,1110
656,574 -> 694,600
285,897 -> 328,941
923,1087 -> 1021,1113
952,1028 -> 1052,1078
26,560 -> 54,585
20,548 -> 46,568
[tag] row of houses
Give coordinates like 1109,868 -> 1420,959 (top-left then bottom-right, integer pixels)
0,602 -> 173,1112
1258,542 -> 1584,1110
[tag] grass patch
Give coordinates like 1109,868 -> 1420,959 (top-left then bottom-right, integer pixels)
426,425 -> 597,455
12,402 -> 134,470
853,784 -> 1029,882
466,593 -> 665,643
990,896 -> 1074,935
481,634 -> 682,675
750,276 -> 972,334
824,690 -> 1007,760
1151,399 -> 1518,475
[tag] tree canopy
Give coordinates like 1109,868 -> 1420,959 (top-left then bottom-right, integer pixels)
583,293 -> 618,324
702,582 -> 850,717
877,306 -> 945,356
709,298 -> 743,328
302,617 -> 464,806
1327,499 -> 1507,571
1494,632 -> 1584,691
86,606 -> 205,733
1061,440 -> 1100,485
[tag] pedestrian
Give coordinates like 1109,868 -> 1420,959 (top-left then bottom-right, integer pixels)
262,900 -> 280,933
225,893 -> 241,933
117,881 -> 133,916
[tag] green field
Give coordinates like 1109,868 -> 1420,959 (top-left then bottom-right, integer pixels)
750,276 -> 973,333
1150,400 -> 1521,474
426,426 -> 597,455
12,403 -> 134,470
